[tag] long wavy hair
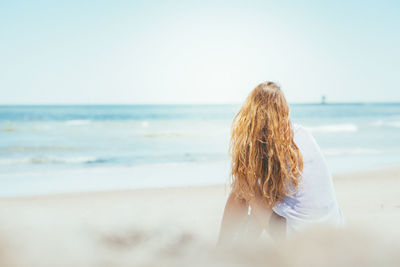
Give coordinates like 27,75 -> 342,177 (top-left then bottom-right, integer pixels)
230,81 -> 303,207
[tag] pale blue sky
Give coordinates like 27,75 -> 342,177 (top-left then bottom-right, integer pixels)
1,0 -> 399,104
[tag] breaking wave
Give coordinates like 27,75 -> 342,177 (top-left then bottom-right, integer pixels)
0,156 -> 106,166
305,124 -> 358,133
323,148 -> 381,156
65,120 -> 91,126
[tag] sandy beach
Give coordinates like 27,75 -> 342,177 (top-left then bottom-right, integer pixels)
0,166 -> 399,266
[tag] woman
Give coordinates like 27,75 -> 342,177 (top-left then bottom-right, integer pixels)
217,81 -> 344,244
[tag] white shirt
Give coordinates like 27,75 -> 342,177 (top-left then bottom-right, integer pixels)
272,123 -> 345,234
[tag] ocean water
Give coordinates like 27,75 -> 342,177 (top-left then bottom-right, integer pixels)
0,104 -> 399,195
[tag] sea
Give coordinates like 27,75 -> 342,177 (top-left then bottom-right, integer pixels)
0,103 -> 399,196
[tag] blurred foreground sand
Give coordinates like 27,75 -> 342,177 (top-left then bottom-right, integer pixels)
0,166 -> 399,266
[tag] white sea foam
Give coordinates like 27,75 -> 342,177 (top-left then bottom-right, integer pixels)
141,121 -> 149,128
323,148 -> 381,156
0,156 -> 100,165
144,132 -> 181,138
371,120 -> 400,128
388,121 -> 400,128
6,146 -> 77,152
0,158 -> 29,165
305,124 -> 358,133
65,120 -> 91,126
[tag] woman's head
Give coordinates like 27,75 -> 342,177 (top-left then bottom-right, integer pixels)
230,81 -> 303,207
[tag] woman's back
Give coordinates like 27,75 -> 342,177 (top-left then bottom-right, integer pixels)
273,123 -> 345,234
218,82 -> 344,245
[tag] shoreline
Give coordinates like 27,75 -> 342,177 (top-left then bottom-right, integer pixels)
1,163 -> 398,200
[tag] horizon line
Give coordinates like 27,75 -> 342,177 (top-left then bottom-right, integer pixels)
0,101 -> 400,106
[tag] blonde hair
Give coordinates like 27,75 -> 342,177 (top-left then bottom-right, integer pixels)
230,81 -> 303,207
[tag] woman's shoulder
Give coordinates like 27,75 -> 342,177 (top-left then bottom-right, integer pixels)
292,123 -> 310,135
292,123 -> 317,148
292,123 -> 301,132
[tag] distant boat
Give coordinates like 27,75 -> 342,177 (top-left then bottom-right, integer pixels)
321,95 -> 327,105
